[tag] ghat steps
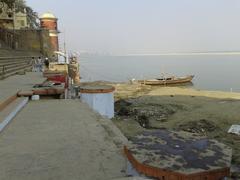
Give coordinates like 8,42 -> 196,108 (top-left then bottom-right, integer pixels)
0,49 -> 40,79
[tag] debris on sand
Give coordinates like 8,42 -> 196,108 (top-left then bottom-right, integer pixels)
111,86 -> 240,178
178,119 -> 219,135
228,125 -> 240,136
115,99 -> 132,116
115,99 -> 186,129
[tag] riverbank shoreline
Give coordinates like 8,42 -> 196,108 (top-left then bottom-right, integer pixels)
82,81 -> 240,100
1,75 -> 240,178
83,81 -> 240,178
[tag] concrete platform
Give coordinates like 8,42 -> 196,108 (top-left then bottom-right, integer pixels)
0,97 -> 27,123
0,72 -> 45,103
125,130 -> 232,179
0,100 -> 127,180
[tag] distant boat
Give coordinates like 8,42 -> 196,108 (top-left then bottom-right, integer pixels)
137,75 -> 194,85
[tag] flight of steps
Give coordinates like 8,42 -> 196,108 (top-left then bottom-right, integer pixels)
0,48 -> 40,56
0,49 -> 41,79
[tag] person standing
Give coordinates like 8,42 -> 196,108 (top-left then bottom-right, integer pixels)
31,57 -> 36,72
37,57 -> 43,72
44,57 -> 49,69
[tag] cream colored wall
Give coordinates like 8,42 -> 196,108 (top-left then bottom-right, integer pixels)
15,12 -> 29,29
0,3 -> 29,30
0,3 -> 14,20
0,20 -> 13,29
0,3 -> 14,29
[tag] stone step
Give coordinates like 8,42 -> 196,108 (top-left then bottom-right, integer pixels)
2,60 -> 31,67
0,62 -> 31,71
0,50 -> 40,57
0,57 -> 32,62
0,49 -> 41,79
0,58 -> 33,65
0,97 -> 29,133
2,63 -> 32,73
0,64 -> 33,79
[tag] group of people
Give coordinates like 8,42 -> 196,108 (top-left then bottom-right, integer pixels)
32,56 -> 49,72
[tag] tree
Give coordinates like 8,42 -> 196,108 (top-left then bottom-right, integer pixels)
25,6 -> 39,28
15,0 -> 39,28
0,0 -> 15,8
0,0 -> 39,28
15,0 -> 25,11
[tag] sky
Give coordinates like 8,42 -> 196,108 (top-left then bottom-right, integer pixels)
27,0 -> 240,55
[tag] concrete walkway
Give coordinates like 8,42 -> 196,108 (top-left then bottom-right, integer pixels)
0,72 -> 45,103
0,100 -> 127,180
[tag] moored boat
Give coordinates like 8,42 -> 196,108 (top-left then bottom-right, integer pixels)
138,75 -> 194,85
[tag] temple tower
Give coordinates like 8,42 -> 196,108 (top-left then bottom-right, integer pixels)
40,12 -> 59,52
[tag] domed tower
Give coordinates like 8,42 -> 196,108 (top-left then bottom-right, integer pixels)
40,12 -> 59,52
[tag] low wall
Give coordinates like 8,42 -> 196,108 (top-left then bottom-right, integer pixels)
0,28 -> 54,57
81,93 -> 115,119
0,28 -> 14,49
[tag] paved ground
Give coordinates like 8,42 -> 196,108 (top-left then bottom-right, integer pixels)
0,72 -> 45,103
0,100 -> 127,180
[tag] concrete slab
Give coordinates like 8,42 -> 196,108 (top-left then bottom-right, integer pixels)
0,100 -> 127,180
125,130 -> 232,179
0,98 -> 26,123
0,97 -> 28,132
0,72 -> 45,103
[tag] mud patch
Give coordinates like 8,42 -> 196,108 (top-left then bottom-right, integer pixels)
178,119 -> 219,135
115,99 -> 188,129
115,99 -> 133,116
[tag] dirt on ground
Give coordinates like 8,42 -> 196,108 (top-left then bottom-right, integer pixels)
111,83 -> 240,178
82,81 -> 240,178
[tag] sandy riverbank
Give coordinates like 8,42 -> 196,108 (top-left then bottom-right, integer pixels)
113,83 -> 240,178
82,82 -> 240,178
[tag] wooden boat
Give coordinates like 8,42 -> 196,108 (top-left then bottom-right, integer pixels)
138,75 -> 194,85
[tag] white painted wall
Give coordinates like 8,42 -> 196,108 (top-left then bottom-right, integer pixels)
81,92 -> 114,119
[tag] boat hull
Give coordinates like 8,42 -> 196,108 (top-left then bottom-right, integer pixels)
138,75 -> 194,85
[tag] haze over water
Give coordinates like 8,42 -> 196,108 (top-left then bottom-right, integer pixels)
27,0 -> 240,55
27,0 -> 240,92
80,54 -> 240,92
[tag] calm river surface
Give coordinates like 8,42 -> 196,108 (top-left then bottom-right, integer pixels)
80,55 -> 240,92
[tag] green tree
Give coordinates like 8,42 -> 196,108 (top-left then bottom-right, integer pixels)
0,0 -> 39,28
15,0 -> 25,11
15,0 -> 39,28
0,0 -> 15,8
25,6 -> 39,28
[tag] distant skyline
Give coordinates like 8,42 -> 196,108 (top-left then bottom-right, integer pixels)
27,0 -> 240,55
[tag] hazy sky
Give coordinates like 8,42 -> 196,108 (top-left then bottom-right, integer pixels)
27,0 -> 240,55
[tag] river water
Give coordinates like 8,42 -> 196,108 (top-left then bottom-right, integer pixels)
80,54 -> 240,92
